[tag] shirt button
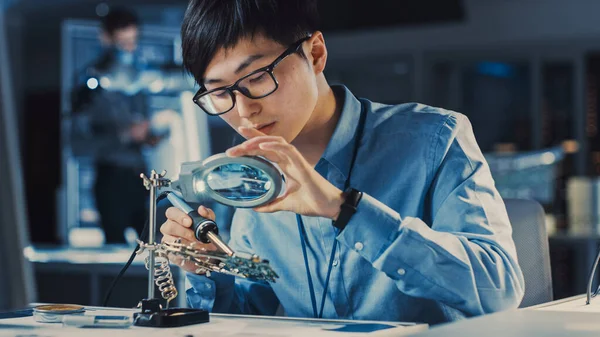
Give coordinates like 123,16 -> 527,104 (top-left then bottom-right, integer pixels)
332,260 -> 339,267
205,283 -> 212,289
397,268 -> 406,276
354,242 -> 364,251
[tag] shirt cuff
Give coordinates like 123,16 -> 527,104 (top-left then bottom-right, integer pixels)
186,271 -> 236,312
337,192 -> 401,263
185,272 -> 217,311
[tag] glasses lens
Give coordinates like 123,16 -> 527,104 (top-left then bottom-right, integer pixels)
197,89 -> 233,115
238,71 -> 277,98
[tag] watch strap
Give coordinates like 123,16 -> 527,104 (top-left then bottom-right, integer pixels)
333,188 -> 362,231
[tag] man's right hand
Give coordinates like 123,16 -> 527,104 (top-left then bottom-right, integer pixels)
160,205 -> 218,274
129,121 -> 150,142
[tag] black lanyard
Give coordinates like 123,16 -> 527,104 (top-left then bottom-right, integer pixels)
296,98 -> 367,319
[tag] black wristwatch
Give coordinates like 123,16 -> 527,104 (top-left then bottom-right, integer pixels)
333,187 -> 363,231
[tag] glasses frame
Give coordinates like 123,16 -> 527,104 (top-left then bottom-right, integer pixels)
193,36 -> 311,116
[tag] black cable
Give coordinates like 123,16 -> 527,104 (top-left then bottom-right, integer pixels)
102,192 -> 170,307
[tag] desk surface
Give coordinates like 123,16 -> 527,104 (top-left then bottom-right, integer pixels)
412,295 -> 600,337
24,245 -> 146,265
3,296 -> 597,336
0,307 -> 427,337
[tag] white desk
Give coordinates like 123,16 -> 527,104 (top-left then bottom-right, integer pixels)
408,295 -> 600,337
533,294 -> 599,313
8,296 -> 597,337
0,306 -> 427,337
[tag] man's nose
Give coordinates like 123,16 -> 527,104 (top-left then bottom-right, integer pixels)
234,92 -> 259,118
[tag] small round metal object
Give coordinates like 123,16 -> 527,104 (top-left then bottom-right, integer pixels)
33,304 -> 85,323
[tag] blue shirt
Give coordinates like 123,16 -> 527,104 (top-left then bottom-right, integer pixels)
186,85 -> 525,325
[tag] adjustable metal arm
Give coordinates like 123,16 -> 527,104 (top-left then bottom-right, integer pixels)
140,170 -> 171,300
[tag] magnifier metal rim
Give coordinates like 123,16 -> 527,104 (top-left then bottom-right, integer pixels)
194,153 -> 283,208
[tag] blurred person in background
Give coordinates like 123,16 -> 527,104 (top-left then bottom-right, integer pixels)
72,7 -> 162,244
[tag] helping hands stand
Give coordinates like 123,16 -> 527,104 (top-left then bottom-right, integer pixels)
133,170 -> 278,328
133,170 -> 209,327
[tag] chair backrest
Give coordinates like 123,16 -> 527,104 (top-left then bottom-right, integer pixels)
504,198 -> 553,307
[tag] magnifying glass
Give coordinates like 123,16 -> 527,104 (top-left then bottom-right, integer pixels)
162,153 -> 284,255
169,153 -> 284,208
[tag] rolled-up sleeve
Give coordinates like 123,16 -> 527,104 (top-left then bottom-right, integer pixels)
337,112 -> 525,316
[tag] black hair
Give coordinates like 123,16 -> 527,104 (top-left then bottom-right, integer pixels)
181,0 -> 319,85
101,7 -> 139,36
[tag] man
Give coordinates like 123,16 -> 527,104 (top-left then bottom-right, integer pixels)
72,8 -> 156,244
161,0 -> 525,324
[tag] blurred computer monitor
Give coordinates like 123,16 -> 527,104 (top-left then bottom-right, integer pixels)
0,5 -> 36,311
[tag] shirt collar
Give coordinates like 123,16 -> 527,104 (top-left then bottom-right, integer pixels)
320,85 -> 365,183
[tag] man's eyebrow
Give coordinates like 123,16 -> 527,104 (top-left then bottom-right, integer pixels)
203,54 -> 266,85
204,78 -> 222,85
235,54 -> 265,74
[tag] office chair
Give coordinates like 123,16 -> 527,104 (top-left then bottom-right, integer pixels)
504,198 -> 553,307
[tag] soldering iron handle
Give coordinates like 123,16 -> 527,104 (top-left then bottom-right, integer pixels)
189,213 -> 219,243
165,192 -> 233,255
190,212 -> 234,256
166,192 -> 217,243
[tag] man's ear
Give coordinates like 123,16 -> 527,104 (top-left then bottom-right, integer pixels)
307,31 -> 327,75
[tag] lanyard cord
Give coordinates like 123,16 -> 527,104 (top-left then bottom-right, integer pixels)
297,214 -> 338,318
297,99 -> 367,319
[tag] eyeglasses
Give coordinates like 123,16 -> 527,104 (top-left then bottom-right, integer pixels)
193,36 -> 311,116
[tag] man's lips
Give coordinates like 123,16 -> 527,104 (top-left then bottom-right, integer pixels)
253,122 -> 276,133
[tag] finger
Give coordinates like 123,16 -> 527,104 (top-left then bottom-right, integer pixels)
161,234 -> 195,246
226,146 -> 284,164
227,137 -> 289,160
226,136 -> 285,157
258,142 -> 305,165
256,149 -> 283,163
197,205 -> 216,221
241,135 -> 286,149
165,206 -> 193,227
238,126 -> 266,138
160,219 -> 197,242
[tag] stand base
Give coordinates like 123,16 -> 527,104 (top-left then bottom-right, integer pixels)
133,299 -> 209,328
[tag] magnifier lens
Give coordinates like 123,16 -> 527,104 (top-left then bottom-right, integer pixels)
204,163 -> 272,202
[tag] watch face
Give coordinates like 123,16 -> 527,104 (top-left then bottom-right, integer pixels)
344,188 -> 362,206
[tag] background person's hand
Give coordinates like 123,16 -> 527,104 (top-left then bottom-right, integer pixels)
144,134 -> 164,147
160,205 -> 218,274
129,120 -> 150,142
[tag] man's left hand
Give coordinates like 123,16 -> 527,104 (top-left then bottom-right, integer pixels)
226,126 -> 344,220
